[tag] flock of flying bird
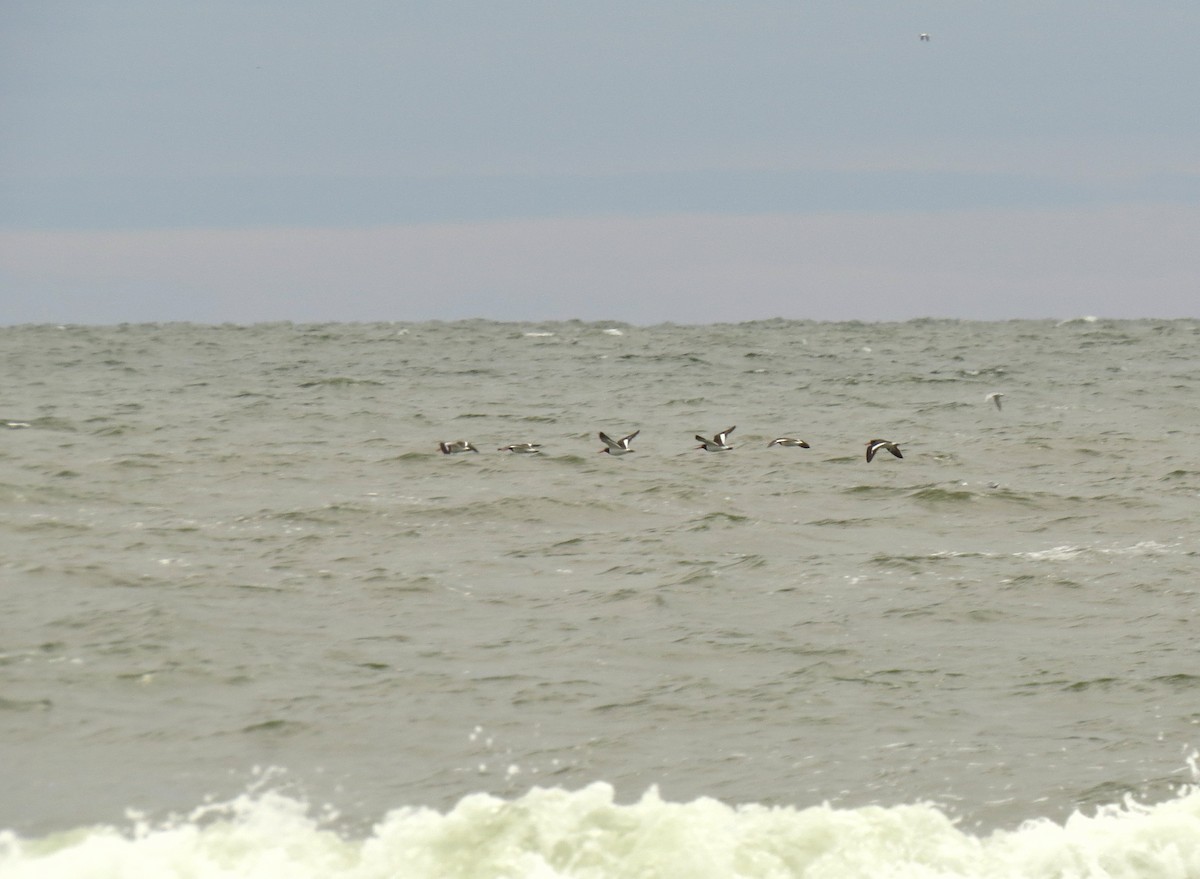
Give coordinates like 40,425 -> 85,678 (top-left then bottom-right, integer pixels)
438,392 -> 1005,462
440,431 -> 900,462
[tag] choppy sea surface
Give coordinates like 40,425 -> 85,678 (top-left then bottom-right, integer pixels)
2,318 -> 1200,878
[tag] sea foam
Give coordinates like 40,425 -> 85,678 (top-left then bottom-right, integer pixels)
3,783 -> 1199,879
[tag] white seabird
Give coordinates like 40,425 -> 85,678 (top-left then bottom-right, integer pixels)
695,426 -> 735,452
598,430 -> 639,455
767,437 -> 811,448
985,392 -> 1005,411
865,439 -> 903,463
498,443 -> 542,454
438,440 -> 479,454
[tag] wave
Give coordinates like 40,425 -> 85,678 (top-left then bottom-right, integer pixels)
1014,541 -> 1180,562
2,782 -> 1198,878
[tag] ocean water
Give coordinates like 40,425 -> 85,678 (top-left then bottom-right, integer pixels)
2,318 -> 1199,878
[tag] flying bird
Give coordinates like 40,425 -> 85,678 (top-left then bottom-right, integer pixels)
695,426 -> 735,451
865,439 -> 903,463
498,443 -> 542,454
919,33 -> 930,41
598,430 -> 639,455
438,440 -> 479,454
767,437 -> 811,448
985,392 -> 1005,411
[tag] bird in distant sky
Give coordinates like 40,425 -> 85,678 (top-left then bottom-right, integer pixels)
919,33 -> 930,41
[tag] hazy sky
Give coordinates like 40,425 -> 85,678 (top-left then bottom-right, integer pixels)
2,2 -> 1198,325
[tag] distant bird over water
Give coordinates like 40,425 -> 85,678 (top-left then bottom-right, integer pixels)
985,392 -> 1005,411
865,439 -> 903,463
767,437 -> 810,449
919,33 -> 930,41
695,426 -> 735,452
498,443 -> 542,454
439,440 -> 479,454
598,430 -> 639,455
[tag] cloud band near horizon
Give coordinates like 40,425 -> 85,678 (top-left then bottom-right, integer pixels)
2,205 -> 1197,326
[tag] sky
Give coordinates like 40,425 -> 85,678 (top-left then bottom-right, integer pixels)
2,1 -> 1198,325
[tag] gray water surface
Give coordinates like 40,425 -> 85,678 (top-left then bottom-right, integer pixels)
2,319 -> 1198,836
